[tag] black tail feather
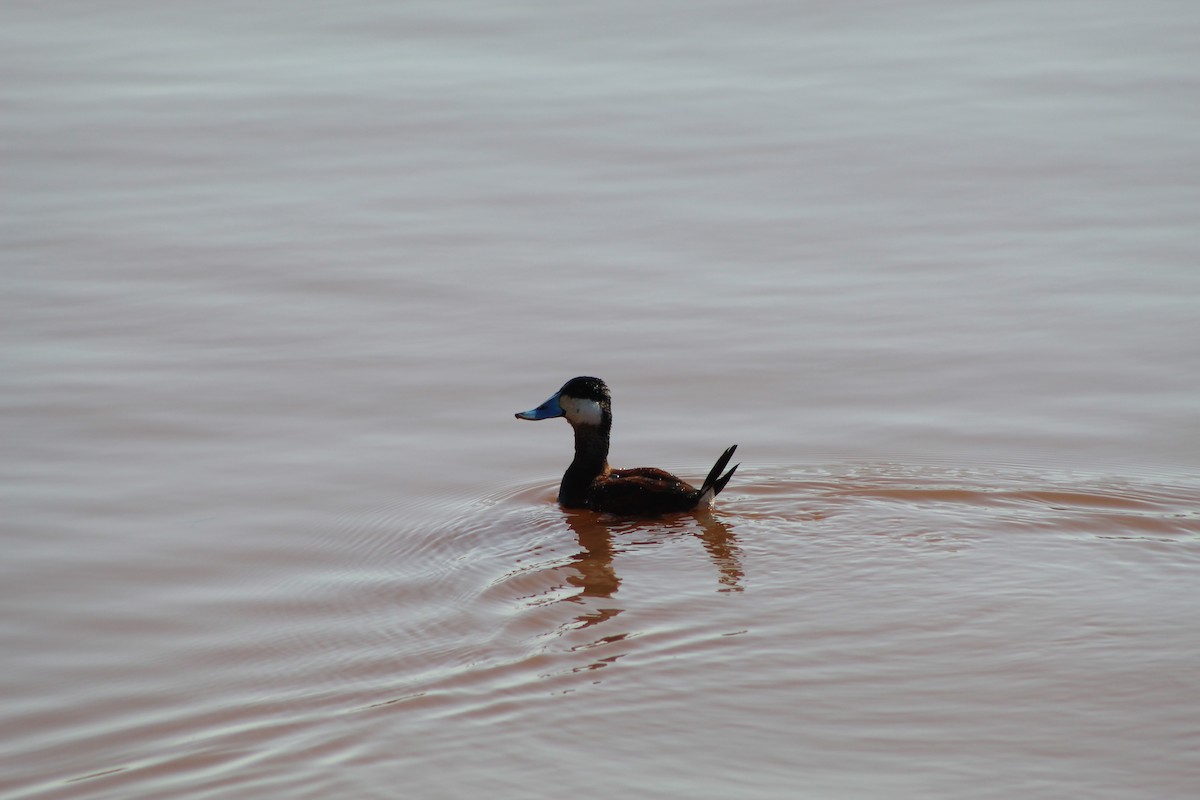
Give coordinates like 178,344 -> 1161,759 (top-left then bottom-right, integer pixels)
711,462 -> 739,496
699,444 -> 739,498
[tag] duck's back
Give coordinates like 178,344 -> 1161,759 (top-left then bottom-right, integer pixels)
587,468 -> 701,515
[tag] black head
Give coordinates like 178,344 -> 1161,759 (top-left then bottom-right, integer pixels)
559,376 -> 610,404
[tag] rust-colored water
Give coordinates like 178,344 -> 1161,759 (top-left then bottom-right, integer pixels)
4,2 -> 1199,798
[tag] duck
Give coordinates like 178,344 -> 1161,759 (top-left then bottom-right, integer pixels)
515,376 -> 739,515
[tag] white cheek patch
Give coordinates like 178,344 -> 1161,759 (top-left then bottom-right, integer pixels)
560,396 -> 605,427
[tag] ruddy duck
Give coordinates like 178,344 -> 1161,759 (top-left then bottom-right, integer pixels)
515,376 -> 739,515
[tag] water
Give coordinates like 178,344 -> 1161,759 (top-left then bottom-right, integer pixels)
3,2 -> 1199,798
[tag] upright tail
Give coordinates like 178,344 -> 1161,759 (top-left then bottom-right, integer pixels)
696,444 -> 739,507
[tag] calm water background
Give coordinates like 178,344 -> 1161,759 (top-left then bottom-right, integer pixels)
3,2 -> 1199,798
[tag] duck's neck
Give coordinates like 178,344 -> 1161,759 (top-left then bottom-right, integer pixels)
558,422 -> 611,508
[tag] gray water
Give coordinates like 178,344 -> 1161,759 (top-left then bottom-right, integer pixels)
3,2 -> 1199,798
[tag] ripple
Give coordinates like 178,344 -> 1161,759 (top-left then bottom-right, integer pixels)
50,460 -> 1196,800
719,462 -> 1200,542
285,461 -> 1200,729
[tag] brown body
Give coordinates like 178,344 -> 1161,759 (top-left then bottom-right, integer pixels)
585,467 -> 705,515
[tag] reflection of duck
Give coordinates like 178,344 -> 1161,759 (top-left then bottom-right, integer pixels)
563,510 -> 621,601
560,509 -> 745,601
695,515 -> 744,593
516,377 -> 739,516
553,511 -> 745,675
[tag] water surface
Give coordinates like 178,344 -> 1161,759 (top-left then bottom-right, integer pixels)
3,2 -> 1199,798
